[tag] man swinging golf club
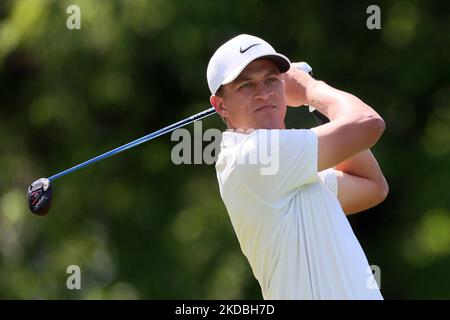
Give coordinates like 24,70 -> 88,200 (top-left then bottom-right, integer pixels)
208,34 -> 388,299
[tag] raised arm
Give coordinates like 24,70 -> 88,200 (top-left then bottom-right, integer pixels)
283,67 -> 385,172
283,66 -> 388,214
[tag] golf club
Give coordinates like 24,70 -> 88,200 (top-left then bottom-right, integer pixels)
27,62 -> 314,216
28,107 -> 216,216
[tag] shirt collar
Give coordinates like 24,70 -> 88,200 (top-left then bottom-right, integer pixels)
221,129 -> 251,149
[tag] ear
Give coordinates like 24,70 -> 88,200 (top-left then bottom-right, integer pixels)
210,95 -> 228,118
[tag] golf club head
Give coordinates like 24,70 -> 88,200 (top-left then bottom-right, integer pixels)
28,178 -> 52,216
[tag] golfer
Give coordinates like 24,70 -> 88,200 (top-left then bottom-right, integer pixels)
207,34 -> 388,300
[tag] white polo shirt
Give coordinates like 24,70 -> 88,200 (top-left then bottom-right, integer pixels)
215,128 -> 383,300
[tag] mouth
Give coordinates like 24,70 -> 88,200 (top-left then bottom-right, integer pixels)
254,105 -> 277,112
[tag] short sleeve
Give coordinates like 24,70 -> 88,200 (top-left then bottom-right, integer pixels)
318,168 -> 338,197
234,129 -> 319,201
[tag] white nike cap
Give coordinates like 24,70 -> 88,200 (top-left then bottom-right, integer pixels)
207,34 -> 291,95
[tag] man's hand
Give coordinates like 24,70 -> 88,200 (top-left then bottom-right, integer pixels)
282,63 -> 317,107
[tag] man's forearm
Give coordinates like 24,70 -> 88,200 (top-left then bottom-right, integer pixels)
306,96 -> 385,185
285,68 -> 384,130
334,149 -> 387,188
305,80 -> 382,122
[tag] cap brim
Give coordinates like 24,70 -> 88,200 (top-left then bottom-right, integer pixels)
221,53 -> 291,86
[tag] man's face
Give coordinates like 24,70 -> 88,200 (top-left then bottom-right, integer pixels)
211,59 -> 287,131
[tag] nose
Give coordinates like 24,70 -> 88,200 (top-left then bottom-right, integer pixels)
254,82 -> 273,100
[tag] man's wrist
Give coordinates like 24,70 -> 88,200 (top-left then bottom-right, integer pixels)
305,80 -> 326,107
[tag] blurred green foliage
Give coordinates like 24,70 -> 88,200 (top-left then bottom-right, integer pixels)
0,0 -> 449,299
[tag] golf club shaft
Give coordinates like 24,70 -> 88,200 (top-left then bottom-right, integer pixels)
48,107 -> 217,181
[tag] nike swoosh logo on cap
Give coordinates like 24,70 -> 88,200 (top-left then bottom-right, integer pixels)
239,43 -> 260,53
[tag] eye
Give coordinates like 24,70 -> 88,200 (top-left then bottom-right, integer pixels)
239,82 -> 254,90
266,77 -> 279,84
